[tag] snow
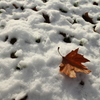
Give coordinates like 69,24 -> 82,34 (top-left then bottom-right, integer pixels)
0,0 -> 100,100
95,23 -> 100,33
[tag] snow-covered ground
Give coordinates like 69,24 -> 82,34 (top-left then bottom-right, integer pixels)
0,0 -> 100,100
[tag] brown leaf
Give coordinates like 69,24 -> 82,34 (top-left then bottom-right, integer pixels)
32,6 -> 38,11
58,47 -> 91,78
82,12 -> 94,24
42,13 -> 50,23
13,4 -> 19,9
42,0 -> 48,3
93,2 -> 98,5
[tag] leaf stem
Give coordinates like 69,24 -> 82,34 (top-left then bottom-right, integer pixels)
58,47 -> 63,57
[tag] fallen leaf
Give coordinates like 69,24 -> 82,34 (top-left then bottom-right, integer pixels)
82,12 -> 94,24
58,47 -> 91,78
42,0 -> 48,3
32,6 -> 38,11
20,6 -> 24,10
42,13 -> 50,23
13,4 -> 19,9
93,2 -> 98,5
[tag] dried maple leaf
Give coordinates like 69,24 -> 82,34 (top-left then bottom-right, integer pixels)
13,4 -> 19,9
82,12 -> 94,24
42,13 -> 50,23
32,6 -> 38,11
58,47 -> 91,78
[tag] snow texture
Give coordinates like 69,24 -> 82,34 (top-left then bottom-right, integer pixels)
0,0 -> 100,100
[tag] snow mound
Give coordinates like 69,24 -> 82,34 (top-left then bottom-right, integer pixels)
0,0 -> 100,100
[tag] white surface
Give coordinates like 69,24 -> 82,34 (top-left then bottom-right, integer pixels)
0,0 -> 100,100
